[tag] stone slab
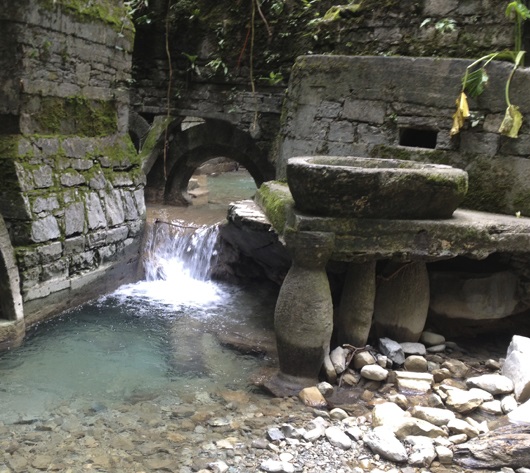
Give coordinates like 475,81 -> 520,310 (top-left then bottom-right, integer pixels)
257,182 -> 530,263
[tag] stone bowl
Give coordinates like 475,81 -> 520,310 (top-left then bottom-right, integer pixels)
286,156 -> 468,219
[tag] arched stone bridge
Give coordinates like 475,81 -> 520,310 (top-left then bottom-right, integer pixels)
136,116 -> 276,206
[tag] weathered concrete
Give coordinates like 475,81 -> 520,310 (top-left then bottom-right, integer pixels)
275,55 -> 530,217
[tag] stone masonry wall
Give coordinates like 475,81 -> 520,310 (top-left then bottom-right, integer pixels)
276,55 -> 530,217
0,0 -> 144,334
130,0 -> 519,166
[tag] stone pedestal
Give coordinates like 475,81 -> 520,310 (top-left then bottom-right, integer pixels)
269,231 -> 334,394
337,261 -> 376,347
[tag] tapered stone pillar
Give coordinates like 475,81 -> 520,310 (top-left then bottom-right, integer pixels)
337,261 -> 376,347
266,231 -> 335,396
373,261 -> 430,342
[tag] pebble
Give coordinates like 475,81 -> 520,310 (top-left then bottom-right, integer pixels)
2,335 -> 527,473
360,364 -> 388,381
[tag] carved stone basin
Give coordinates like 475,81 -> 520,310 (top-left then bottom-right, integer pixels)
287,156 -> 468,219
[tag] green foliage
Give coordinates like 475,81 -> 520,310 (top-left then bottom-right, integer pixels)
259,71 -> 284,85
452,1 -> 529,138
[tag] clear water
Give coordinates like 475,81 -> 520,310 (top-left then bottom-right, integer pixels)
0,171 -> 277,425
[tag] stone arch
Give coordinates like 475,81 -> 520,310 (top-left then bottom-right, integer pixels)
143,118 -> 275,205
0,213 -> 25,349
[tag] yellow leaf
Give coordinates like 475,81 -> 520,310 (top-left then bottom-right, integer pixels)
450,92 -> 470,136
499,104 -> 523,138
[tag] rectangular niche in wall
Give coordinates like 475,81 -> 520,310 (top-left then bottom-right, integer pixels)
399,127 -> 438,149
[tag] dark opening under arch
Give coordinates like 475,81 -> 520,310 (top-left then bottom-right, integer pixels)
143,118 -> 275,206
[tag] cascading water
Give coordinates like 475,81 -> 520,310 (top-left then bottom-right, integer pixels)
0,211 -> 277,424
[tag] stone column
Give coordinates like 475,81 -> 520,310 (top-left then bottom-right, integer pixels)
372,261 -> 430,342
268,231 -> 335,395
337,261 -> 376,347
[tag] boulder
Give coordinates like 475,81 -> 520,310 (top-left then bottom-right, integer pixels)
466,374 -> 514,395
363,426 -> 408,463
360,364 -> 388,381
444,387 -> 485,413
403,355 -> 428,372
372,402 -> 408,427
378,338 -> 405,365
429,270 -> 520,320
352,351 -> 376,369
502,335 -> 530,403
409,406 -> 455,426
420,331 -> 445,346
405,436 -> 436,467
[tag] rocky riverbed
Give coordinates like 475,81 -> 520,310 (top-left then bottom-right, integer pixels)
1,330 -> 529,473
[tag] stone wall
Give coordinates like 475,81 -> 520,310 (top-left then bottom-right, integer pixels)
275,55 -> 530,217
130,0 -> 519,168
0,0 -> 144,345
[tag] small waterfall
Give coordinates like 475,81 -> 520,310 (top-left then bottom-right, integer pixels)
144,220 -> 220,282
117,219 -> 225,308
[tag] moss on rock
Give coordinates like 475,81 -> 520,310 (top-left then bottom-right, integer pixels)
255,181 -> 294,234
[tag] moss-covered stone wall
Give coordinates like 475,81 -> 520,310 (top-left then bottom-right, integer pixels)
130,0 -> 518,163
275,55 -> 530,217
0,0 -> 144,337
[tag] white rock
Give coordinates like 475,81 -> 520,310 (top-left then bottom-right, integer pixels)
260,459 -> 293,473
209,460 -> 229,473
444,387 -> 485,413
420,331 -> 445,346
508,398 -> 530,424
309,416 -> 331,430
410,405 -> 455,426
360,364 -> 388,381
362,426 -> 408,462
279,453 -> 293,462
502,335 -> 530,402
405,436 -> 436,467
303,426 -> 324,442
466,374 -> 514,395
435,445 -> 454,464
345,426 -> 364,441
371,402 -> 407,428
392,417 -> 447,439
330,346 -> 348,374
317,381 -> 334,397
403,355 -> 428,372
376,354 -> 390,368
447,418 -> 479,438
395,371 -> 433,392
501,395 -> 518,414
469,387 -> 494,402
325,426 -> 352,450
352,351 -> 376,369
400,342 -> 426,356
449,433 -> 468,444
479,399 -> 503,415
329,408 -> 349,421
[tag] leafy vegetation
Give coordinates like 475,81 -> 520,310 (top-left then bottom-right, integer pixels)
451,1 -> 530,138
